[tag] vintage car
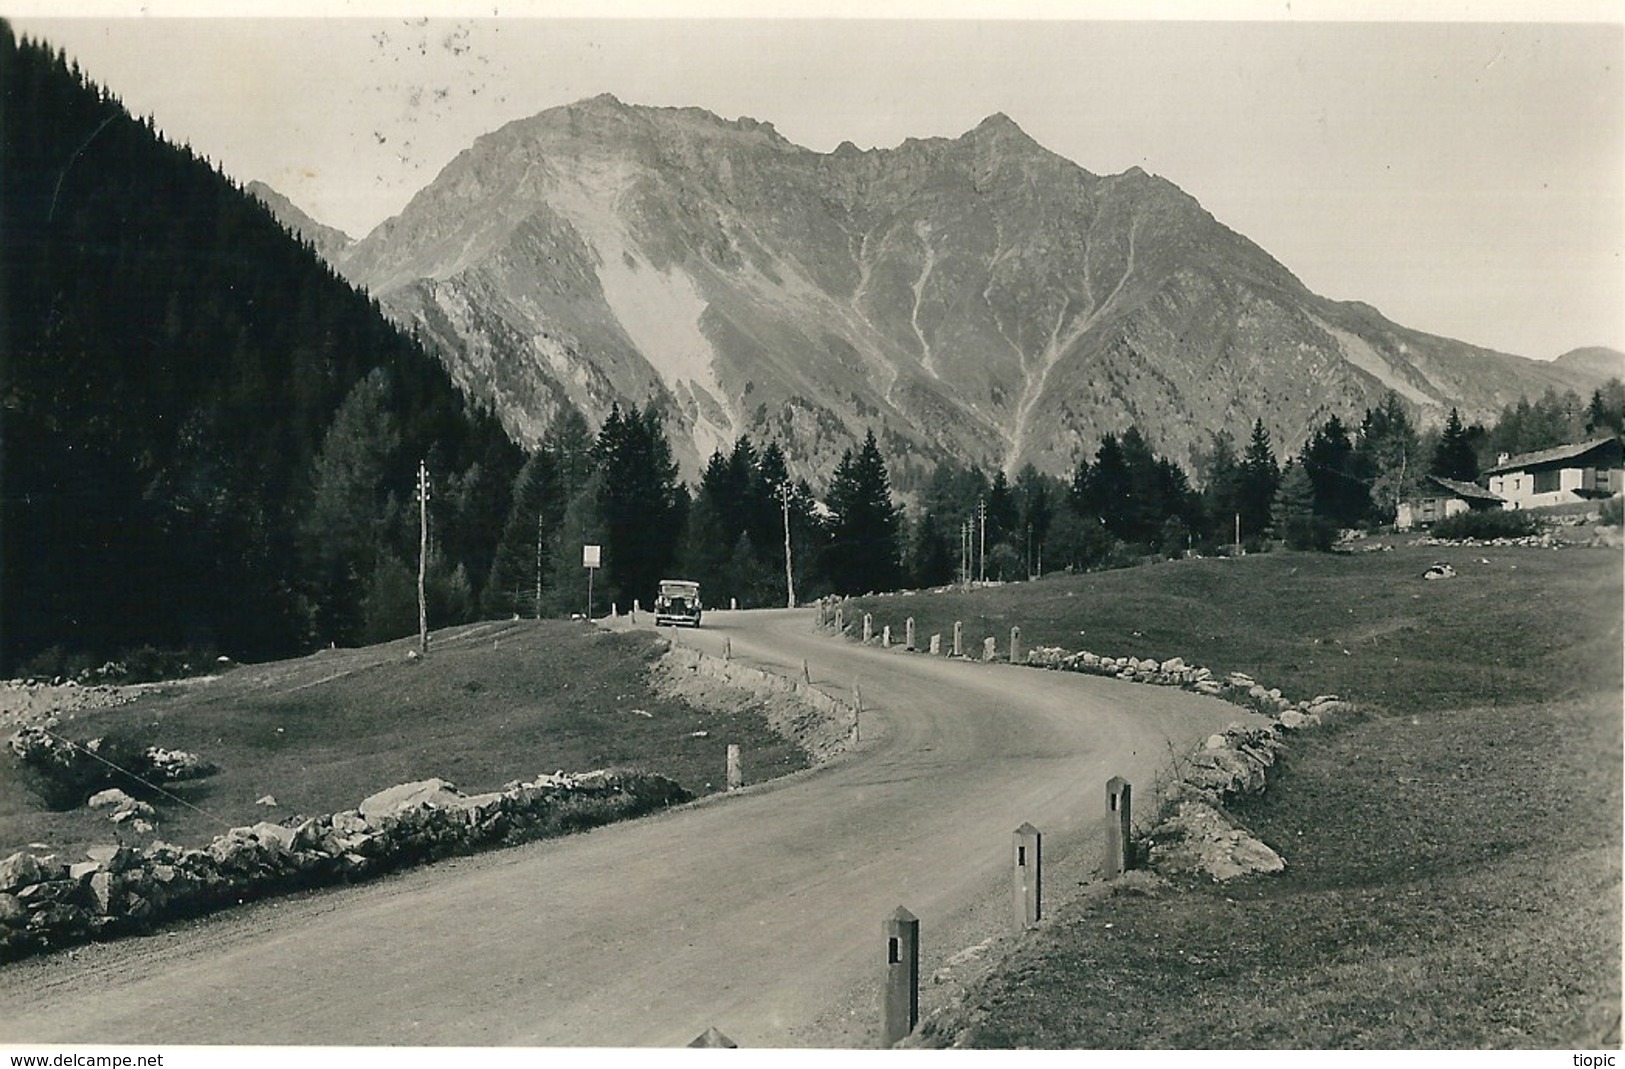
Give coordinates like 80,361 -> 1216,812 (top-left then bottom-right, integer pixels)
653,579 -> 703,628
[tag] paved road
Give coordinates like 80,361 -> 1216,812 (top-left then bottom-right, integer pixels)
0,609 -> 1252,1048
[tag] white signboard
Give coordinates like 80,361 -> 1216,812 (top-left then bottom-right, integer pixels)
582,544 -> 602,569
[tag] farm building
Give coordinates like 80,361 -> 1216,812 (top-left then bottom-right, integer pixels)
1483,437 -> 1625,511
1396,476 -> 1506,531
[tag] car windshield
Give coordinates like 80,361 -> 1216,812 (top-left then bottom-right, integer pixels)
660,582 -> 699,598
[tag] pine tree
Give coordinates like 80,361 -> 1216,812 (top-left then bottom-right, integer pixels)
1237,419 -> 1280,540
823,430 -> 901,595
1431,407 -> 1480,483
1302,415 -> 1365,528
1355,392 -> 1421,523
594,403 -> 684,611
1273,462 -> 1330,550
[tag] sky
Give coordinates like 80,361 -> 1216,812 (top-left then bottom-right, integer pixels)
10,1 -> 1624,362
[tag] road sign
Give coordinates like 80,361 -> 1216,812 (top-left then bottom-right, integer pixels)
583,544 -> 601,568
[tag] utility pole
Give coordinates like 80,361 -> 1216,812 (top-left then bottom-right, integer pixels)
779,481 -> 797,609
535,510 -> 545,620
978,496 -> 987,584
416,459 -> 430,655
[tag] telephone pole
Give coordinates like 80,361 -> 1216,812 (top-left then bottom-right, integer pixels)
535,510 -> 545,620
416,459 -> 430,655
978,496 -> 987,584
778,481 -> 797,609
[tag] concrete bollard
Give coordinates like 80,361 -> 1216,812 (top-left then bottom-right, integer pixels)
727,744 -> 744,791
882,624 -> 892,648
853,680 -> 863,742
983,636 -> 997,661
953,621 -> 963,657
1009,625 -> 1022,664
863,613 -> 874,643
634,598 -> 642,614
929,633 -> 941,655
835,607 -> 844,633
1104,776 -> 1132,879
730,597 -> 738,610
905,617 -> 916,651
688,1027 -> 737,1048
1013,822 -> 1042,929
611,603 -> 619,618
881,906 -> 920,1047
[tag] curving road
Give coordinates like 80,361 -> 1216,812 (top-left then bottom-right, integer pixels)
0,609 -> 1254,1048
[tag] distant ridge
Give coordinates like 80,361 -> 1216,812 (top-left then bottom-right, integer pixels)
260,95 -> 1619,481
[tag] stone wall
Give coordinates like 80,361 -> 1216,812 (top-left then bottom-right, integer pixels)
653,643 -> 855,764
0,769 -> 688,964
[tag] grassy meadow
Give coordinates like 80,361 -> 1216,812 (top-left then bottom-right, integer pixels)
870,542 -> 1622,1048
1,620 -> 807,858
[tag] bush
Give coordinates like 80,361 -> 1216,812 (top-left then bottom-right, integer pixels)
1600,495 -> 1624,528
1430,509 -> 1542,540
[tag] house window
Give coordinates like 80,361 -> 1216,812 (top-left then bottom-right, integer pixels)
1533,469 -> 1560,494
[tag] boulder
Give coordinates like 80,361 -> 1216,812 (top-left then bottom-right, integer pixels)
0,892 -> 26,925
86,844 -> 134,872
358,779 -> 466,822
1160,657 -> 1187,674
88,788 -> 134,810
0,852 -> 43,893
1279,709 -> 1308,730
250,822 -> 297,850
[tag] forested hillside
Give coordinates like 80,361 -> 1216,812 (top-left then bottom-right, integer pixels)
1,26 -> 522,674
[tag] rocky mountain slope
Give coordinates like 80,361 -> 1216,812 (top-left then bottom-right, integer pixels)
246,180 -> 354,263
286,95 -> 1611,481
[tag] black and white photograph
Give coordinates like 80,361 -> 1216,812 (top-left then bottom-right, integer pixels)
1,0 -> 1621,1056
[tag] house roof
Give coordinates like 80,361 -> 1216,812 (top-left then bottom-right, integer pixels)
1483,437 -> 1623,476
1424,476 -> 1504,503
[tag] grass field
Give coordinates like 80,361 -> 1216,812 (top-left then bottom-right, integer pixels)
848,543 -> 1621,713
1,619 -> 807,859
876,544 -> 1622,1049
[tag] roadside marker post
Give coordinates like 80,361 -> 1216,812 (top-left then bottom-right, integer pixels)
905,617 -> 916,651
953,621 -> 963,657
1105,776 -> 1133,879
1013,822 -> 1042,929
727,744 -> 744,791
881,906 -> 920,1047
1009,626 -> 1022,664
983,636 -> 997,661
689,1027 -> 737,1048
834,607 -> 844,633
863,613 -> 873,643
882,624 -> 891,648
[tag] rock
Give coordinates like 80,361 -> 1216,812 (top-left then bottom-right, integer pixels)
256,795 -> 278,807
109,800 -> 155,824
67,861 -> 101,880
1159,657 -> 1186,674
1204,733 -> 1228,750
86,844 -> 133,872
1148,801 -> 1286,882
88,788 -> 134,810
0,892 -> 26,925
357,779 -> 465,823
250,822 -> 297,850
88,871 -> 116,914
0,852 -> 43,893
1278,709 -> 1309,730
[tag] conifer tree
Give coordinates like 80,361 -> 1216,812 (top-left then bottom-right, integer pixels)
1237,419 -> 1279,540
823,430 -> 901,595
1430,407 -> 1480,483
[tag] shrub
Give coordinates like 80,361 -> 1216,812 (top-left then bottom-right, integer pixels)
1600,495 -> 1624,528
1430,508 -> 1542,540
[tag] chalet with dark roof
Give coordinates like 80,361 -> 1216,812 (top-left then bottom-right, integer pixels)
1483,437 -> 1624,510
1396,475 -> 1506,531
